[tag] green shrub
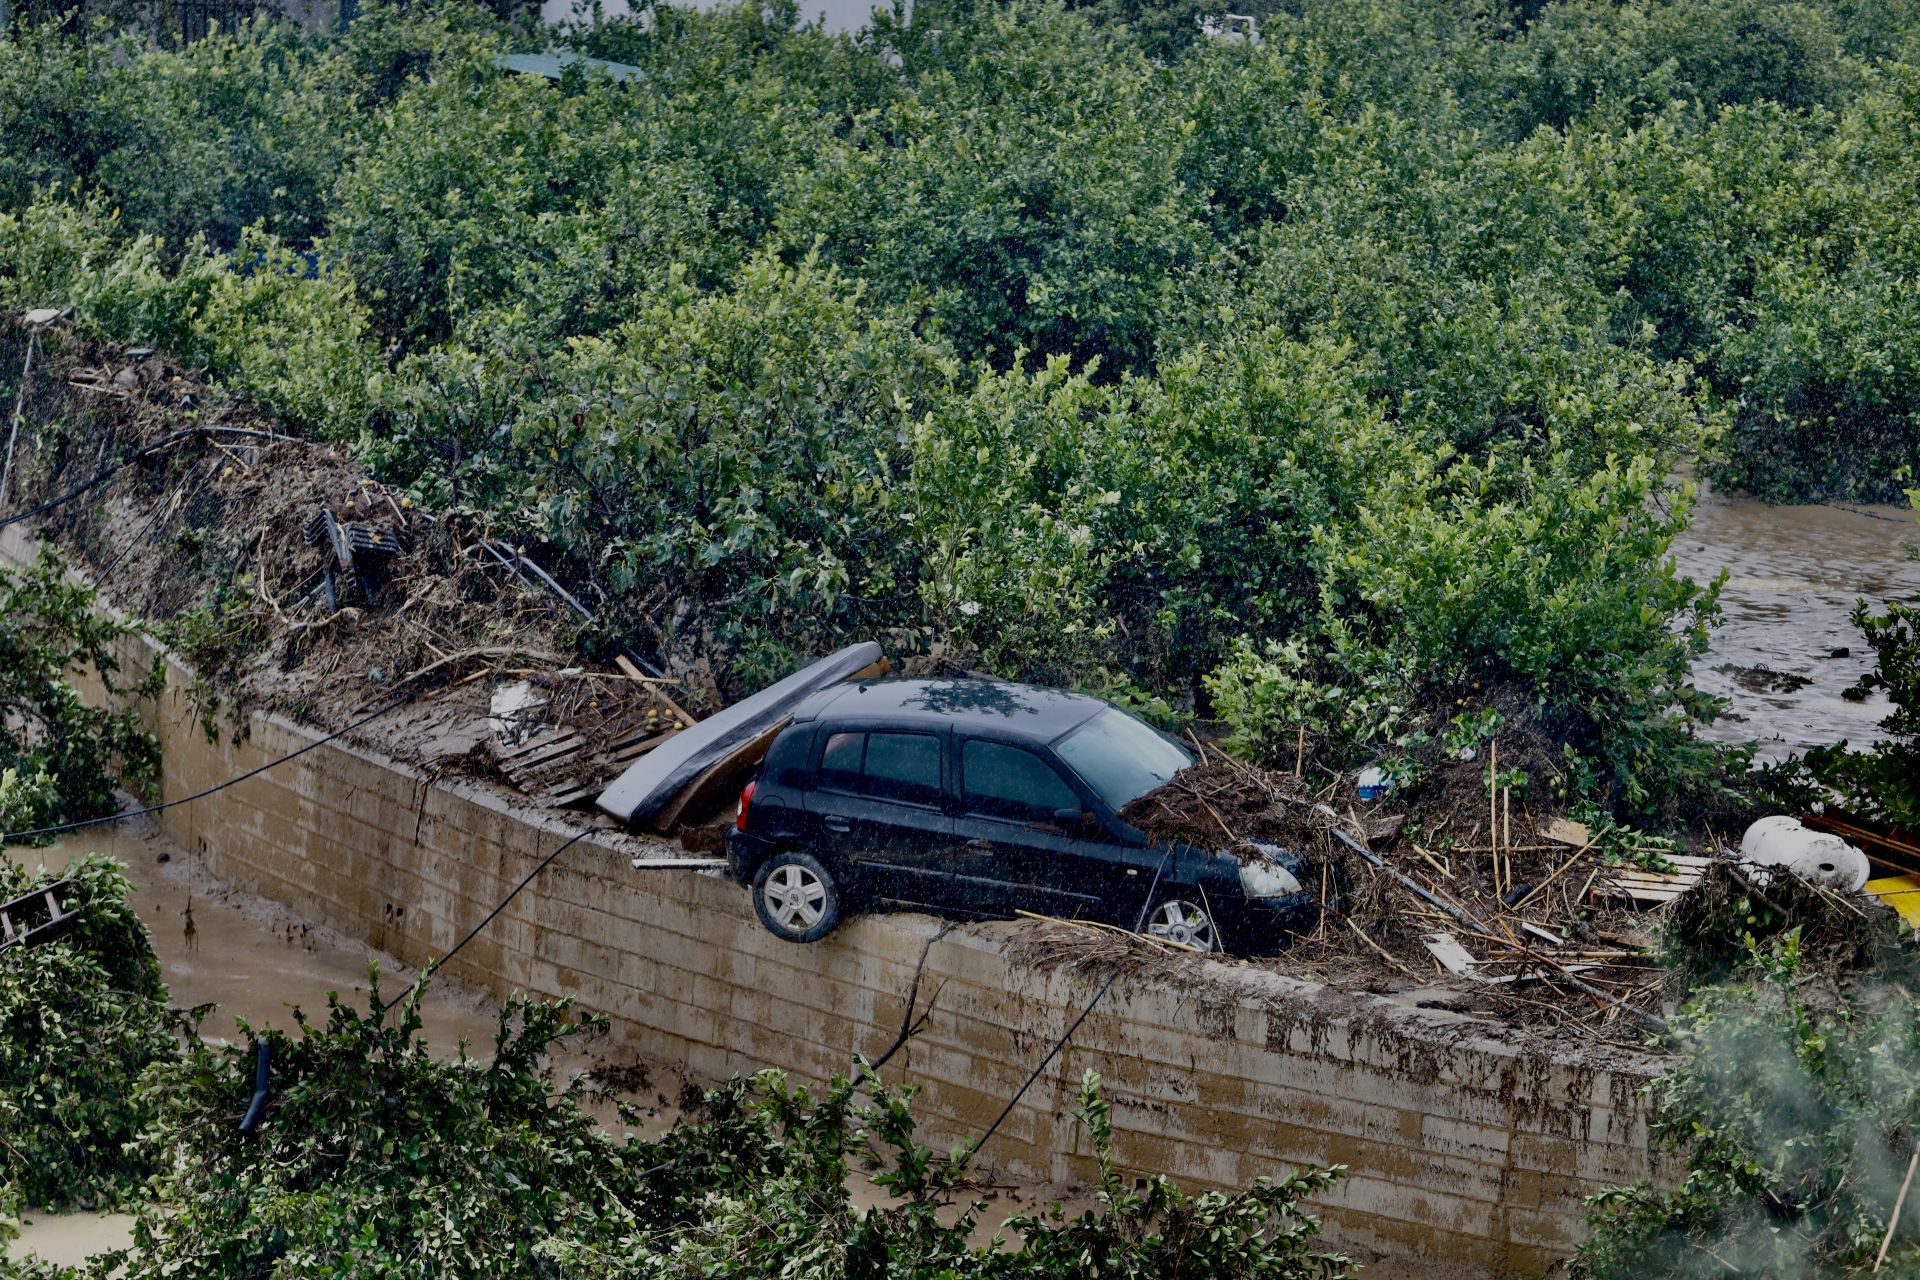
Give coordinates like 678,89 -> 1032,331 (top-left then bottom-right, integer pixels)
0,547 -> 158,840
0,857 -> 174,1210
109,973 -> 1348,1280
1573,934 -> 1920,1279
1796,565 -> 1920,829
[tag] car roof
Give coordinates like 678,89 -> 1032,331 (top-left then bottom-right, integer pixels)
791,677 -> 1109,743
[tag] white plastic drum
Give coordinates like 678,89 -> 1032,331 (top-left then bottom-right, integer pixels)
1739,816 -> 1870,891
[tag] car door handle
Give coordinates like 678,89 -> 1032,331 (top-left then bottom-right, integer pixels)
823,817 -> 851,832
966,838 -> 993,850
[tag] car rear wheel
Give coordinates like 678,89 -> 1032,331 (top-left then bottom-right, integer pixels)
752,850 -> 844,943
1144,897 -> 1219,951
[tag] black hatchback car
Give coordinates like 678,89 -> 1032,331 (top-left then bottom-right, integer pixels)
726,678 -> 1316,955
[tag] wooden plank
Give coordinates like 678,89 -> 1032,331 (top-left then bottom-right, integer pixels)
1592,882 -> 1688,905
1520,921 -> 1567,948
503,735 -> 591,773
601,730 -> 674,762
1423,932 -> 1479,975
496,728 -> 581,763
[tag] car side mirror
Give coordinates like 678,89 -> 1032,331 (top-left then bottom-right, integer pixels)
1052,807 -> 1089,830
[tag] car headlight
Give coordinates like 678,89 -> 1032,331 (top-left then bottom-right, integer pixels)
1238,856 -> 1303,900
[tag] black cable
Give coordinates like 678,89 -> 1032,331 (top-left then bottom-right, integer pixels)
0,426 -> 297,532
97,457 -> 219,586
0,690 -> 418,844
380,827 -> 593,1010
958,841 -> 1178,1169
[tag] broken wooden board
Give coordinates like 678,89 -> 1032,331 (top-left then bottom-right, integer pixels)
1591,854 -> 1716,906
1542,818 -> 1591,848
494,684 -> 682,810
1422,930 -> 1599,987
1423,932 -> 1483,976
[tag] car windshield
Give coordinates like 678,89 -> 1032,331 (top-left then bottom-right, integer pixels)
1055,708 -> 1194,811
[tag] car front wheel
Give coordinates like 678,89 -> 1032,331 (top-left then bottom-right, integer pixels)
752,850 -> 845,943
1144,897 -> 1219,951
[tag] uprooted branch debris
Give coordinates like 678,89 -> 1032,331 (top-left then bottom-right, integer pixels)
1073,738 -> 1900,1045
10,335 -> 695,802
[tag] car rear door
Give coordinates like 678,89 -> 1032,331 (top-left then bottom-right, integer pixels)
803,727 -> 953,901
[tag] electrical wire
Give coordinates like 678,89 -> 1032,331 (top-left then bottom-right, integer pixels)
957,841 -> 1177,1169
379,826 -> 594,1010
0,426 -> 298,532
0,690 -> 419,844
97,457 -> 220,586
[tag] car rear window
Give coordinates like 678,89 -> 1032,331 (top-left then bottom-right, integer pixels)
819,731 -> 865,792
863,732 -> 942,805
815,730 -> 943,807
961,740 -> 1079,820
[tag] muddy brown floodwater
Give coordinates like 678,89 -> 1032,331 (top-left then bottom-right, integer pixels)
1675,484 -> 1919,763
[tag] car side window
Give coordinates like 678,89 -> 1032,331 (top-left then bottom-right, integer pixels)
818,731 -> 864,794
862,732 -> 942,806
960,739 -> 1079,821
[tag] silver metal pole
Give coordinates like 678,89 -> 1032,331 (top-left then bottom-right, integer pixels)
1,325 -> 42,508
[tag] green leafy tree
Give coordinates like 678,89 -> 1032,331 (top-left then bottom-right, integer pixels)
0,857 -> 174,1210
0,547 -> 157,840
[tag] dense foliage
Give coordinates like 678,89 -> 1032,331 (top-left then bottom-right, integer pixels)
1573,926 -> 1920,1279
0,856 -> 174,1211
0,547 -> 157,841
0,863 -> 1348,1278
1800,599 -> 1920,828
5,0 -> 1919,816
100,970 -> 1347,1280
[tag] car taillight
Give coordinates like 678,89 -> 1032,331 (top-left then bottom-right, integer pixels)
735,779 -> 757,832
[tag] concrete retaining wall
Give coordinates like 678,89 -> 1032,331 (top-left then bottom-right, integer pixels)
6,528 -> 1670,1277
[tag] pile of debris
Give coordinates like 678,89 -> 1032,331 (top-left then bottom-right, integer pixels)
1106,742 -> 1685,1041
12,336 -> 705,815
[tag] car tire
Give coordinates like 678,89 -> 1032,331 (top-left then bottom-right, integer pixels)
1143,896 -> 1220,952
752,850 -> 845,943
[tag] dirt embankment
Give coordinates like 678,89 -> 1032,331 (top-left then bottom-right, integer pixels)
13,335 -> 686,806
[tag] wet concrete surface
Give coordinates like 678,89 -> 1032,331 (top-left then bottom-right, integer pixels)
1675,485 -> 1919,763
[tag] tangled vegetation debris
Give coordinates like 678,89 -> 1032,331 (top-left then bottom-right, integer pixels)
8,336 -> 688,794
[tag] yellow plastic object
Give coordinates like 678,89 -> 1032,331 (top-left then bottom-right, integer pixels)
1866,874 -> 1920,928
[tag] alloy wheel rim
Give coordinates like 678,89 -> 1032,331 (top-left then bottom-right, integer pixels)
765,864 -> 826,929
1146,900 -> 1214,950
